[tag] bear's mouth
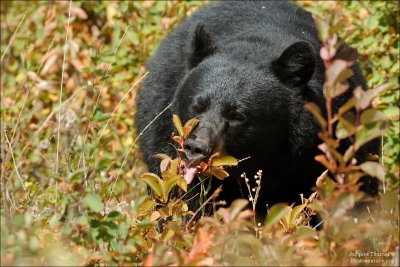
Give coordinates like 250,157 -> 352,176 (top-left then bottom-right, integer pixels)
179,151 -> 207,185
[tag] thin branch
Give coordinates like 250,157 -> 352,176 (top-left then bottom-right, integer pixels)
237,156 -> 251,163
1,127 -> 10,219
10,81 -> 84,180
96,72 -> 149,142
187,186 -> 222,226
77,25 -> 130,171
11,37 -> 56,142
4,129 -> 26,191
184,192 -> 200,203
0,9 -> 29,63
92,25 -> 130,116
55,0 -> 72,174
105,101 -> 172,208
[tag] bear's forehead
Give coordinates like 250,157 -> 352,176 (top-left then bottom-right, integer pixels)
198,69 -> 274,94
198,64 -> 267,88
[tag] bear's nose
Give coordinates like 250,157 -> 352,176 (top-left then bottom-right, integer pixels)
184,138 -> 211,161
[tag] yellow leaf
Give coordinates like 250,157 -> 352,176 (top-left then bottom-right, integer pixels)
211,156 -> 238,167
173,114 -> 184,137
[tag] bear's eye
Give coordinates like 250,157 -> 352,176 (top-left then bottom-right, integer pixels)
229,111 -> 246,122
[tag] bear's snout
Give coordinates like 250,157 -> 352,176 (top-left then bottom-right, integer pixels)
182,117 -> 225,165
183,137 -> 211,165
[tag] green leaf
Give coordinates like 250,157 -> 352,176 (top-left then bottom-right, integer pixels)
106,211 -> 122,220
265,203 -> 291,227
229,199 -> 249,220
337,98 -> 355,117
175,177 -> 187,192
290,204 -> 306,226
304,102 -> 327,129
93,111 -> 112,122
326,60 -> 349,87
360,109 -> 387,125
137,199 -> 157,215
336,120 -> 355,139
313,15 -> 329,42
317,175 -> 336,199
209,167 -> 230,180
163,175 -> 184,202
336,116 -> 356,139
331,82 -> 350,98
356,83 -> 392,110
383,105 -> 400,120
83,193 -> 104,213
160,228 -> 175,242
367,16 -> 379,29
355,121 -> 386,150
173,114 -> 184,137
296,226 -> 317,239
343,145 -> 356,163
66,167 -> 87,182
139,173 -> 162,197
359,161 -> 385,181
211,156 -> 238,167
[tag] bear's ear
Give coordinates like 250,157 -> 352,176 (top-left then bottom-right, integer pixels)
272,41 -> 316,86
187,23 -> 216,69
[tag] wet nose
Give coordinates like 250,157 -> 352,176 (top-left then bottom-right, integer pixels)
184,138 -> 211,159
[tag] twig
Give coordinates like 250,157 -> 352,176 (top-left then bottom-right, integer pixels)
1,128 -> 10,218
241,171 -> 263,214
55,0 -> 72,174
313,219 -> 324,229
10,83 -> 83,182
381,135 -> 386,193
92,25 -> 130,117
237,156 -> 251,163
187,186 -> 222,226
96,72 -> 149,143
0,9 -> 29,63
11,37 -> 56,142
4,129 -> 26,191
180,177 -> 210,201
105,101 -> 172,208
77,25 -> 130,171
184,192 -> 200,203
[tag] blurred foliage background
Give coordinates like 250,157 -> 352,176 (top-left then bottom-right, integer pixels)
1,1 -> 398,266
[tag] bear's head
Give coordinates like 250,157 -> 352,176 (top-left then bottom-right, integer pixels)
171,23 -> 320,183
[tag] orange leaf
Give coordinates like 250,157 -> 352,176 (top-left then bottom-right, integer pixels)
198,162 -> 209,172
142,254 -> 154,267
207,167 -> 229,180
314,154 -> 335,172
189,228 -> 214,259
172,135 -> 184,146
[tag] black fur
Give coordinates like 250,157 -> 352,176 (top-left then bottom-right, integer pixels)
135,1 -> 378,219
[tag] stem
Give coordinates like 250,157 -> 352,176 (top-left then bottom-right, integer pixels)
187,186 -> 222,227
56,0 -> 72,174
326,96 -> 333,137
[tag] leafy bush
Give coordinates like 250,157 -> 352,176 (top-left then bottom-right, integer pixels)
1,1 -> 398,266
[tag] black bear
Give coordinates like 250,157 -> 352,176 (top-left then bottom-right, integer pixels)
135,1 -> 377,218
